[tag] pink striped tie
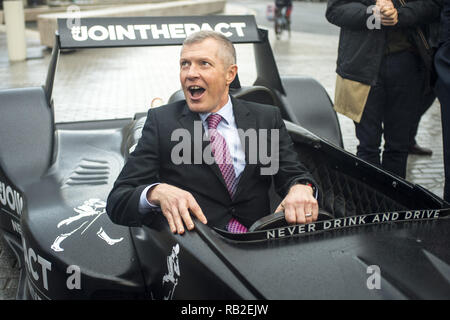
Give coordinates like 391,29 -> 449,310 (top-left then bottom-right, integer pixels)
207,114 -> 247,233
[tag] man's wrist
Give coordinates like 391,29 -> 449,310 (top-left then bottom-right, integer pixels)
304,182 -> 315,195
138,183 -> 161,214
147,183 -> 161,206
289,180 -> 318,199
290,183 -> 313,194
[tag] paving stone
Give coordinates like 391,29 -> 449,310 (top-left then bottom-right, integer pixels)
0,288 -> 17,300
0,278 -> 7,290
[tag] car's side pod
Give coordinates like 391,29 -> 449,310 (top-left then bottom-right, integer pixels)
0,87 -> 54,189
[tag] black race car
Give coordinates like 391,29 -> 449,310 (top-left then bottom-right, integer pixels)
0,15 -> 449,300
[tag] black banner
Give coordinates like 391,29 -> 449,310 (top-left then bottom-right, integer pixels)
57,15 -> 260,49
214,209 -> 450,242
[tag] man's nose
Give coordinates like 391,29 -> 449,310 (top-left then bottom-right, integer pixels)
186,64 -> 200,78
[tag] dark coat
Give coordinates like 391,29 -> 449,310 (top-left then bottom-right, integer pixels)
326,0 -> 442,86
106,97 -> 317,229
438,0 -> 450,45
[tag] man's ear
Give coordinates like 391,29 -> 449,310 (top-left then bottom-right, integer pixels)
226,64 -> 238,86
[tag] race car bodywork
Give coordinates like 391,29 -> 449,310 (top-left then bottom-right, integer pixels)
0,15 -> 449,300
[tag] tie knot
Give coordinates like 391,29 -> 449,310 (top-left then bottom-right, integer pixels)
207,114 -> 222,130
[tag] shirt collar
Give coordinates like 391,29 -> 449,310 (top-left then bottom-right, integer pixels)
199,95 -> 233,125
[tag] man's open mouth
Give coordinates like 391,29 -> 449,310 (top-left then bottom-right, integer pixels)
188,85 -> 206,99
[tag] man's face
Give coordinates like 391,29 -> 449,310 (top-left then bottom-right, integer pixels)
180,38 -> 237,114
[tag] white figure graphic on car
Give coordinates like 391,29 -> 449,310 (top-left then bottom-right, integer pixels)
51,199 -> 123,252
162,244 -> 181,300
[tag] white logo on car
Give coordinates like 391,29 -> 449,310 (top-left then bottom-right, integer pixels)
50,199 -> 123,252
162,243 -> 181,300
70,22 -> 247,42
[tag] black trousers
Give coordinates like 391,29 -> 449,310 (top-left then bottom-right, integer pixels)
437,83 -> 450,202
355,50 -> 424,178
409,90 -> 436,146
435,49 -> 450,202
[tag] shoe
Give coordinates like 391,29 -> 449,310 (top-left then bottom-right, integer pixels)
408,143 -> 433,156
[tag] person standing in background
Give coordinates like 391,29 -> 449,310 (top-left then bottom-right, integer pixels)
326,0 -> 442,178
275,0 -> 293,24
409,17 -> 442,156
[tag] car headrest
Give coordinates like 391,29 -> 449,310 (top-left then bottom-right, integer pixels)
167,85 -> 278,107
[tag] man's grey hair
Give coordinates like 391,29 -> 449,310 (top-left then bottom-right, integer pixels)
182,30 -> 236,67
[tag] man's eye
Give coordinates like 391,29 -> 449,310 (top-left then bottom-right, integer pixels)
181,61 -> 189,67
201,61 -> 210,66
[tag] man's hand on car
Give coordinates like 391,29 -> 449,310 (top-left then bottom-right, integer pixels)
275,184 -> 319,225
148,183 -> 208,234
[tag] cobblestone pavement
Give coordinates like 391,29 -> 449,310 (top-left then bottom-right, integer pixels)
0,239 -> 20,300
0,2 -> 445,299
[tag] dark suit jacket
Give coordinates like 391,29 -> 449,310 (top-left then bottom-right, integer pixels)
106,97 -> 317,229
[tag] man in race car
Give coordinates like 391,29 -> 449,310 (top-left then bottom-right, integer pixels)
275,0 -> 293,24
106,31 -> 319,235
